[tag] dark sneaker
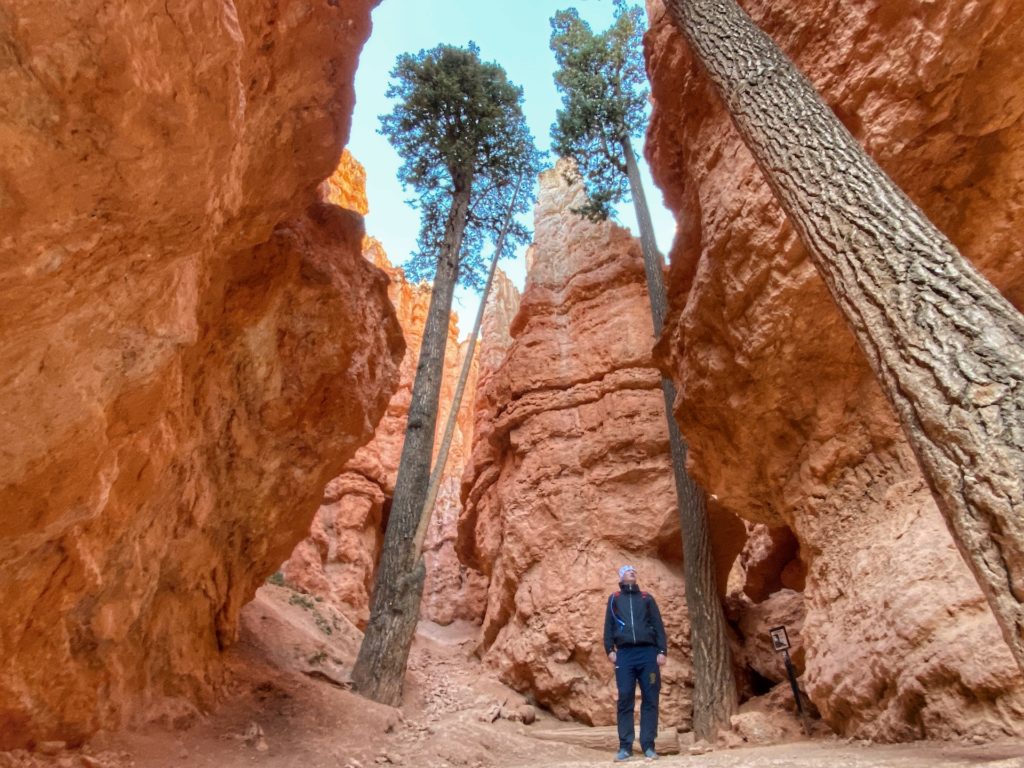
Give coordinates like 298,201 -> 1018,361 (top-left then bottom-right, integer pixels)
614,748 -> 631,762
643,747 -> 658,760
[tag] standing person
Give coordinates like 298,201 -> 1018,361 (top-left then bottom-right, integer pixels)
604,565 -> 668,761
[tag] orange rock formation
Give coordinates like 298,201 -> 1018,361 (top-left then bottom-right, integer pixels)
282,221 -> 487,628
320,151 -> 370,215
645,0 -> 1024,740
0,1 -> 401,749
460,163 -> 709,728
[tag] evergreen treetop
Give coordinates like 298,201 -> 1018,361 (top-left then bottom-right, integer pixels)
550,1 -> 647,221
380,43 -> 541,289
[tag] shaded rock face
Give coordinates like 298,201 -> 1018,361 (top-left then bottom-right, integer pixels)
282,212 -> 487,628
459,164 -> 696,728
724,523 -> 808,701
729,524 -> 805,604
421,471 -> 490,626
0,0 -> 400,748
476,269 -> 522,384
645,0 -> 1024,741
421,307 -> 490,627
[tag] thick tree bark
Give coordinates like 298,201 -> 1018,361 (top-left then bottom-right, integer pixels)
351,180 -> 472,705
412,178 -> 523,559
622,136 -> 738,739
664,0 -> 1024,672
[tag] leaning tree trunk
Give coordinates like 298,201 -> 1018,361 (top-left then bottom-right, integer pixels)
622,135 -> 738,739
351,179 -> 473,705
664,0 -> 1024,672
412,177 -> 523,559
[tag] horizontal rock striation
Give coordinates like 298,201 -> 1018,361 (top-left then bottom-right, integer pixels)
645,0 -> 1024,741
459,164 -> 703,727
0,0 -> 399,748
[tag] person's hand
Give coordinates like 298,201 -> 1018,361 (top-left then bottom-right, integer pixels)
656,653 -> 666,667
608,652 -> 617,664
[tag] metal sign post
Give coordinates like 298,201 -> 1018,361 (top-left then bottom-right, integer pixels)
769,625 -> 809,735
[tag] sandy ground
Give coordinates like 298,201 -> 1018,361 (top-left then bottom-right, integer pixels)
3,584 -> 1022,768
537,742 -> 1024,768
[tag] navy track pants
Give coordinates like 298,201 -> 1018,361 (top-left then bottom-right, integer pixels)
614,645 -> 660,751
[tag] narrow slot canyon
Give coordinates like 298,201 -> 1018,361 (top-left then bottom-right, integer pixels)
1,1 -> 1023,767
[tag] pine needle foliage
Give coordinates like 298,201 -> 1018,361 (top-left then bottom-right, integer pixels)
380,43 -> 540,289
550,1 -> 647,221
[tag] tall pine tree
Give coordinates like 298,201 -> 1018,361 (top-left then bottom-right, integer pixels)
551,2 -> 738,739
351,44 -> 539,705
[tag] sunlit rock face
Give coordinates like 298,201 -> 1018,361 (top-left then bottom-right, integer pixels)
459,163 -> 720,728
645,0 -> 1024,741
320,150 -> 370,215
0,0 -> 400,748
282,223 -> 488,629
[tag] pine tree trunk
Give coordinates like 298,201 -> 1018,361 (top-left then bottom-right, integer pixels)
664,0 -> 1024,672
622,136 -> 738,739
351,181 -> 472,705
412,177 -> 523,559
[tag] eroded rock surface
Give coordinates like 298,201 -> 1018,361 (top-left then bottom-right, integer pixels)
459,164 -> 698,727
0,0 -> 399,748
282,213 -> 487,628
645,0 -> 1024,740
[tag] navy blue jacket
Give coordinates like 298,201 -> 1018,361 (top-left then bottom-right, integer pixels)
603,582 -> 667,656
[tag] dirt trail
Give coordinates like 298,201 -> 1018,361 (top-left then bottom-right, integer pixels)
3,585 -> 1021,768
536,741 -> 1024,768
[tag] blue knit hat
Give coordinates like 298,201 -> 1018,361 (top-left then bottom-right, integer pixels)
618,564 -> 636,580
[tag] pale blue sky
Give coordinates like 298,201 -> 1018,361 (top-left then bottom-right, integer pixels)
348,0 -> 677,336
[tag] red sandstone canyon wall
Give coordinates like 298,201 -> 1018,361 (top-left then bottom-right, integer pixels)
645,0 -> 1024,740
459,163 -> 721,728
420,267 -> 523,627
282,211 -> 487,629
0,0 -> 401,748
